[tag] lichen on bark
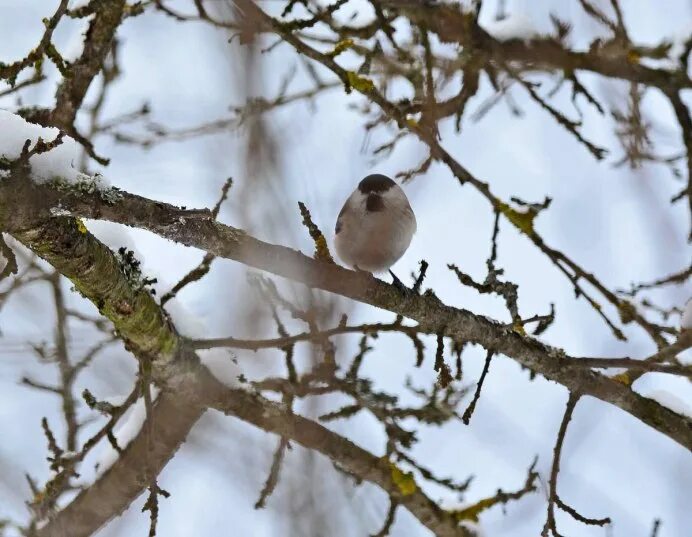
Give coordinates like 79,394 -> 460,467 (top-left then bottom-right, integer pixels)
13,216 -> 179,369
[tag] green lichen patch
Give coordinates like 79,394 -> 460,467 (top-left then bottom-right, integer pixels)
388,461 -> 417,496
617,300 -> 637,324
345,71 -> 375,94
115,247 -> 158,294
495,197 -> 552,237
15,219 -> 178,364
496,201 -> 537,236
449,497 -> 495,523
611,371 -> 632,386
298,201 -> 335,263
329,38 -> 354,57
52,173 -> 124,204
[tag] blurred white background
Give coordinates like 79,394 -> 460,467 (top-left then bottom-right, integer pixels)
0,0 -> 690,535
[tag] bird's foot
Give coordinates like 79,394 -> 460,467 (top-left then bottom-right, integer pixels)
354,265 -> 375,278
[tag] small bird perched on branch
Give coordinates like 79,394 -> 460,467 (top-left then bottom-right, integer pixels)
334,174 -> 416,291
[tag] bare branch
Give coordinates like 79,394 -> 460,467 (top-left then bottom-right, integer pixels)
371,499 -> 398,537
542,394 -> 611,537
461,350 -> 494,425
4,179 -> 689,450
254,437 -> 289,509
4,201 -> 465,537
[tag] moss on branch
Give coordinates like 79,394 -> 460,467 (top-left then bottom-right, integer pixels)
13,217 -> 178,368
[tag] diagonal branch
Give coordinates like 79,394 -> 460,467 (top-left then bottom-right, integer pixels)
663,89 -> 692,240
234,0 -> 669,347
383,3 -> 692,91
38,391 -> 204,537
4,191 -> 465,537
52,1 -> 127,127
2,178 -> 690,451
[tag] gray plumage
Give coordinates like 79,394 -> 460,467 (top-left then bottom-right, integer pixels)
334,174 -> 416,273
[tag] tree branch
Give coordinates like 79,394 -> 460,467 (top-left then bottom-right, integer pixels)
3,184 -> 465,537
2,178 -> 690,451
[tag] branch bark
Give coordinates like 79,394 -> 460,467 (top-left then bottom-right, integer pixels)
52,0 -> 127,127
2,180 -> 464,537
1,178 -> 690,452
2,2 -> 689,535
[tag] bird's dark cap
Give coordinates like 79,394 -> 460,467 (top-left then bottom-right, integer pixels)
358,174 -> 396,193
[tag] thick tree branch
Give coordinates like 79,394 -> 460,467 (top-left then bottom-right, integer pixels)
2,178 -> 689,451
352,3 -> 692,91
38,391 -> 205,537
3,3 -> 689,534
2,181 -> 464,537
52,1 -> 127,127
234,0 -> 669,347
206,378 -> 466,537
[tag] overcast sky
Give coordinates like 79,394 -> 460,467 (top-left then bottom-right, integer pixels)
0,1 -> 690,536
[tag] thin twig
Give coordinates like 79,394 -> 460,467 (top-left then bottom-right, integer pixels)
461,350 -> 494,425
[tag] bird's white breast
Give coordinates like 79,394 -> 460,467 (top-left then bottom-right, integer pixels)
334,187 -> 416,273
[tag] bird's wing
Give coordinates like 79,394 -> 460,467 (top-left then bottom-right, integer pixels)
335,199 -> 349,234
336,192 -> 362,234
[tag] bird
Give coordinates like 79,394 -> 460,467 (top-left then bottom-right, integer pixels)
334,174 -> 416,291
682,297 -> 692,331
